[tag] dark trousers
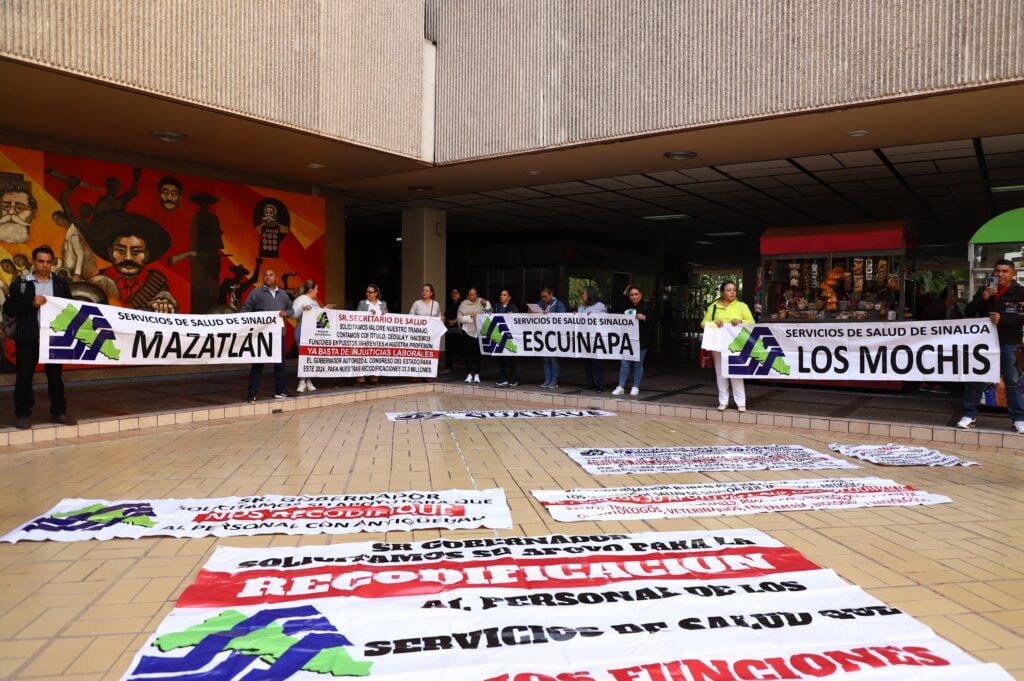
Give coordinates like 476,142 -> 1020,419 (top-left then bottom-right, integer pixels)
444,330 -> 460,369
464,335 -> 481,374
497,356 -> 518,383
248,361 -> 286,397
584,358 -> 604,389
14,340 -> 66,418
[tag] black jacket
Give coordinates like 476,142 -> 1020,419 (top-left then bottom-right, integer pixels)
965,280 -> 1024,346
622,299 -> 658,350
3,274 -> 73,343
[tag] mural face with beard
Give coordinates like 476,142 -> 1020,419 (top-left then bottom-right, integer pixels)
109,235 -> 149,276
0,184 -> 36,244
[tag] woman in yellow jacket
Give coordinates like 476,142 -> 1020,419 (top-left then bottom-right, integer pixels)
702,280 -> 755,412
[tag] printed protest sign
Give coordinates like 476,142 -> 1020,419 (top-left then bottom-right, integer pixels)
702,320 -> 1000,382
298,310 -> 445,378
829,443 -> 978,466
387,409 -> 616,421
532,478 -> 951,522
477,312 -> 640,360
39,297 -> 281,365
1,489 -> 511,543
120,528 -> 1011,680
564,444 -> 857,474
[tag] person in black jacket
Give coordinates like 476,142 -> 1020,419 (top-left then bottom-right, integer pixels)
493,289 -> 519,387
612,284 -> 658,397
3,245 -> 77,429
957,259 -> 1024,433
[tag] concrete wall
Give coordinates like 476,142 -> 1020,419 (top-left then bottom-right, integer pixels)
0,0 -> 427,158
428,0 -> 1024,162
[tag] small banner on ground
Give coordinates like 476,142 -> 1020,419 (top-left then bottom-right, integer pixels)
1,489 -> 511,543
564,444 -> 857,474
119,528 -> 1011,680
532,478 -> 951,522
299,310 -> 446,378
387,408 -> 616,421
38,297 -> 281,365
477,312 -> 640,360
829,443 -> 978,467
702,320 -> 1000,382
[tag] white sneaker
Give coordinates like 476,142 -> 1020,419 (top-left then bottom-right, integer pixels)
737,406 -> 746,412
473,374 -> 480,383
611,386 -> 625,396
630,386 -> 640,396
296,380 -> 306,393
465,374 -> 473,383
717,404 -> 727,411
1013,421 -> 1024,434
955,417 -> 976,429
306,381 -> 316,391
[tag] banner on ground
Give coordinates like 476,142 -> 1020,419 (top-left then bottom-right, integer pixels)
387,408 -> 616,421
829,443 -> 978,467
532,477 -> 951,522
702,320 -> 1000,382
120,528 -> 1012,680
298,310 -> 446,378
564,444 -> 857,474
1,489 -> 511,543
38,297 -> 281,365
477,312 -> 640,360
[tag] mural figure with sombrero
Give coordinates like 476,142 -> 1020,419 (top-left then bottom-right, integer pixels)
85,212 -> 178,313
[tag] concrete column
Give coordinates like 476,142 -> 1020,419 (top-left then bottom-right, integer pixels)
324,191 -> 346,307
401,207 -> 446,312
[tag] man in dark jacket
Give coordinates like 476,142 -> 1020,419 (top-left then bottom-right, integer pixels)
240,269 -> 293,402
3,245 -> 77,429
612,284 -> 658,397
957,259 -> 1024,433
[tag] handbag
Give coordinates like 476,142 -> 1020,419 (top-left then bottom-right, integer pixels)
698,304 -> 717,369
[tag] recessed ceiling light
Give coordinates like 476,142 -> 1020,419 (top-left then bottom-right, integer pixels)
305,162 -> 326,169
663,151 -> 698,161
526,170 -> 542,176
408,186 -> 432,192
991,184 -> 1024,193
642,213 -> 690,221
395,237 -> 403,242
705,231 -> 746,237
150,130 -> 188,143
846,129 -> 869,138
693,240 -> 714,246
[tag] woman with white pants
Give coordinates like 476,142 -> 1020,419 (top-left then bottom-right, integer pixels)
702,281 -> 754,412
292,279 -> 334,392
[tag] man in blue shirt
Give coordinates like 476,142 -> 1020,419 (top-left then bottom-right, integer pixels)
240,269 -> 294,402
538,286 -> 566,388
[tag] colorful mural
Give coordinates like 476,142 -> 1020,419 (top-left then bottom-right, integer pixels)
0,144 -> 326,370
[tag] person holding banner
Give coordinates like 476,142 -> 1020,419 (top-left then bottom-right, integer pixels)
538,286 -> 566,388
3,245 -> 77,429
355,284 -> 388,385
409,283 -> 441,382
957,259 -> 1024,433
292,280 -> 334,393
241,269 -> 293,402
613,284 -> 657,396
457,287 -> 491,383
702,280 -> 754,412
578,285 -> 608,391
493,289 -> 519,387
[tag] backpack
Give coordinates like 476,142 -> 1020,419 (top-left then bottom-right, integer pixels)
2,278 -> 25,339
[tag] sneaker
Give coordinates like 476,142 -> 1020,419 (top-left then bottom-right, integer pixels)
296,380 -> 306,393
955,416 -> 976,429
15,417 -> 30,430
51,414 -> 77,426
717,404 -> 728,411
540,382 -> 551,388
630,386 -> 640,396
473,374 -> 480,383
306,381 -> 316,392
274,392 -> 289,399
465,374 -> 473,383
496,380 -> 509,387
246,394 -> 257,403
548,383 -> 558,389
737,406 -> 746,413
611,386 -> 625,396
508,381 -> 518,387
1014,421 -> 1024,434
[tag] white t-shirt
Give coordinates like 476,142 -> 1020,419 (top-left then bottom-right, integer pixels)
409,299 -> 440,317
364,301 -> 383,315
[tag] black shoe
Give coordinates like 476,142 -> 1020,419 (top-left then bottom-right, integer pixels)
51,414 -> 77,426
246,394 -> 257,403
15,417 -> 30,430
274,392 -> 289,399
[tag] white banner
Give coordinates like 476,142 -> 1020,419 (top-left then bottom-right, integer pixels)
829,443 -> 978,467
38,297 -> 281,365
564,444 -> 858,474
532,478 -> 951,522
387,408 -> 617,421
702,320 -> 1000,382
477,312 -> 640,359
1,489 -> 511,543
119,529 -> 1011,680
299,310 -> 446,378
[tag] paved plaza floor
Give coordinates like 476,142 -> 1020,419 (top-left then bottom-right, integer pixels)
0,385 -> 1021,680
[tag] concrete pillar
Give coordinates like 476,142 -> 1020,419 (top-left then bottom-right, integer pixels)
324,190 -> 346,307
401,207 -> 446,312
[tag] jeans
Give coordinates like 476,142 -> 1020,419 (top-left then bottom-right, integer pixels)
618,348 -> 648,389
249,361 -> 287,396
543,357 -> 560,384
962,343 -> 1024,422
14,340 -> 66,418
583,359 -> 604,389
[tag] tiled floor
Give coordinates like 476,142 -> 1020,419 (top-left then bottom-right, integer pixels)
0,391 -> 1022,680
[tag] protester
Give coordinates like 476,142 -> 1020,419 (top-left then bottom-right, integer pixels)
578,285 -> 607,391
409,283 -> 441,381
613,284 -> 658,396
3,245 -> 77,429
537,286 -> 566,388
957,259 -> 1024,433
493,288 -> 519,387
457,287 -> 490,383
442,287 -> 462,374
918,286 -> 963,394
355,283 -> 388,385
240,269 -> 293,402
702,280 -> 754,412
292,279 -> 334,393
